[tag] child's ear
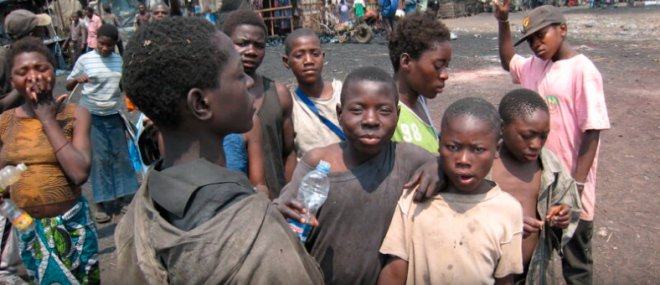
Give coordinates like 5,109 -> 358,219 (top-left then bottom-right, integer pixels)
495,136 -> 503,158
282,55 -> 290,69
399,53 -> 412,72
186,88 -> 212,121
559,23 -> 568,38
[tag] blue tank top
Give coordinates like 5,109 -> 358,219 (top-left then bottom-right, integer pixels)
223,133 -> 248,174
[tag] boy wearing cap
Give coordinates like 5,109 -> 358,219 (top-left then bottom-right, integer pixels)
493,1 -> 610,284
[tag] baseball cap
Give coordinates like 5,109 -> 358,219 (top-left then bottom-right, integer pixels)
4,9 -> 52,39
514,5 -> 566,47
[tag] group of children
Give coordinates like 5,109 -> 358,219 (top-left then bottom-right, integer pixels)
0,2 -> 608,284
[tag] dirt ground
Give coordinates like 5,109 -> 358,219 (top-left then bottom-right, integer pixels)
90,5 -> 660,284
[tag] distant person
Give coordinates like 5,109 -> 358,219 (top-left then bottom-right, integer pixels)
101,4 -> 123,55
85,7 -> 102,53
222,10 -> 297,197
135,3 -> 151,26
275,67 -> 440,284
1,36 -> 98,285
379,97 -> 523,285
389,12 -> 451,154
379,0 -> 398,35
494,2 -> 610,284
66,25 -> 138,223
115,17 -> 323,284
65,11 -> 87,68
491,89 -> 582,284
337,0 -> 351,24
151,3 -> 171,20
282,28 -> 343,159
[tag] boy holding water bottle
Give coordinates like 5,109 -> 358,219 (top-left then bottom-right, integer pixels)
115,17 -> 322,284
275,66 -> 438,285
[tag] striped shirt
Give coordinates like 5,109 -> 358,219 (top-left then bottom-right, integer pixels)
68,50 -> 123,115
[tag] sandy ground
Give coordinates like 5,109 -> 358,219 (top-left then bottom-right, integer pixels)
82,5 -> 659,284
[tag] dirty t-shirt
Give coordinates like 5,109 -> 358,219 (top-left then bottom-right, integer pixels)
380,184 -> 524,285
282,142 -> 434,285
509,54 -> 610,221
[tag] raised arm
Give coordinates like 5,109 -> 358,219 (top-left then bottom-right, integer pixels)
28,76 -> 91,185
276,82 -> 297,181
0,90 -> 23,114
493,0 -> 515,71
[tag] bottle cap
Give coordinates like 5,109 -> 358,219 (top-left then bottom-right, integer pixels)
316,160 -> 331,173
16,163 -> 27,171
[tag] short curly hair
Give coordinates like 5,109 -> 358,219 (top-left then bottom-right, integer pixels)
499,88 -> 549,124
442,97 -> 501,137
388,12 -> 451,72
6,37 -> 56,73
341,66 -> 397,105
122,17 -> 229,128
221,10 -> 267,36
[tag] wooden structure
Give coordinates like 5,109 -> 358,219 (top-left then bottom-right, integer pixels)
256,3 -> 294,36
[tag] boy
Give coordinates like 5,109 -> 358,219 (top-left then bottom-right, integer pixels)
491,89 -> 582,284
222,10 -> 297,197
84,7 -> 102,53
275,66 -> 437,285
379,97 -> 523,285
66,24 -> 138,223
115,17 -> 323,284
282,28 -> 344,159
389,12 -> 451,154
494,3 -> 610,283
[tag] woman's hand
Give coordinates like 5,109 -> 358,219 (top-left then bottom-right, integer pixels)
26,74 -> 66,123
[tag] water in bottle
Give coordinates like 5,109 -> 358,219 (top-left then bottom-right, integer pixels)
0,163 -> 27,192
288,160 -> 331,242
0,199 -> 35,233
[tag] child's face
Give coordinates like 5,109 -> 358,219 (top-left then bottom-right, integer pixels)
338,80 -> 398,158
440,115 -> 498,194
502,109 -> 549,162
403,41 -> 451,99
96,36 -> 117,57
526,24 -> 566,61
11,52 -> 55,100
230,24 -> 266,76
283,35 -> 324,86
205,32 -> 255,134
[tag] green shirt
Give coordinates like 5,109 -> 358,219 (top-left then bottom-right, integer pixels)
392,100 -> 439,154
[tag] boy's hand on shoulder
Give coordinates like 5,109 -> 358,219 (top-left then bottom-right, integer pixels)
492,0 -> 510,21
523,216 -> 544,238
404,158 -> 447,202
273,193 -> 319,227
546,204 -> 571,229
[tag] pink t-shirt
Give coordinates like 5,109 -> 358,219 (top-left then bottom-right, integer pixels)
87,14 -> 102,49
510,54 -> 610,221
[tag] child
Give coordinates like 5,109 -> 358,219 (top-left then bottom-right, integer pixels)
66,24 -> 138,223
494,3 -> 610,283
222,10 -> 297,197
275,66 -> 437,285
282,28 -> 344,159
388,12 -> 451,154
491,89 -> 582,284
115,17 -> 323,284
1,37 -> 98,284
379,97 -> 523,285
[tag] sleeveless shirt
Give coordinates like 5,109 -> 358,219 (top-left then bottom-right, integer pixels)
0,104 -> 81,208
258,77 -> 287,198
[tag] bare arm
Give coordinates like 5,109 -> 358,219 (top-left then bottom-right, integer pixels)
276,82 -> 297,181
573,130 -> 600,195
493,0 -> 515,71
66,74 -> 88,91
378,257 -> 408,285
245,116 -> 269,196
0,90 -> 23,114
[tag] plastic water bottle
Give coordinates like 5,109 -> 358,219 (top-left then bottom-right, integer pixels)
0,163 -> 27,193
0,200 -> 35,234
288,160 -> 331,242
